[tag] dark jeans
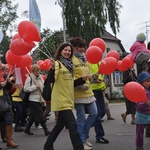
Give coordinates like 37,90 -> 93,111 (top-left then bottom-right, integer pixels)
44,110 -> 83,150
93,90 -> 106,139
14,101 -> 23,126
0,122 -> 5,140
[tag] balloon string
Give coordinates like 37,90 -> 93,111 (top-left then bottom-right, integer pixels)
128,69 -> 137,82
40,36 -> 53,58
6,65 -> 15,79
37,48 -> 52,59
42,43 -> 52,58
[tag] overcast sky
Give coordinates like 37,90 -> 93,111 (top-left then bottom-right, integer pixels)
14,0 -> 150,52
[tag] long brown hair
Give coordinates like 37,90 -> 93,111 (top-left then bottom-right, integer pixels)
54,43 -> 73,60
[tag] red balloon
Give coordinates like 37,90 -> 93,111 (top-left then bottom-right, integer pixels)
122,56 -> 132,70
17,54 -> 33,67
44,59 -> 51,71
124,82 -> 147,102
36,60 -> 47,70
37,60 -> 43,66
40,62 -> 46,70
89,38 -> 106,53
125,55 -> 134,68
117,60 -> 128,71
5,50 -> 22,65
10,38 -> 34,56
86,46 -> 102,64
106,50 -> 120,61
12,33 -> 21,41
98,61 -> 105,74
18,20 -> 41,42
98,57 -> 117,75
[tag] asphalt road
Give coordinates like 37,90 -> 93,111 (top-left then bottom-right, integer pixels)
0,103 -> 150,150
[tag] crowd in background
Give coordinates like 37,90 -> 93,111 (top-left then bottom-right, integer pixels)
1,34 -> 150,150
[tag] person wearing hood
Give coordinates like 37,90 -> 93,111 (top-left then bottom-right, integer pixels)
130,33 -> 150,74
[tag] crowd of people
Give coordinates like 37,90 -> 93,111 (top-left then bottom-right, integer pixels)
0,34 -> 150,150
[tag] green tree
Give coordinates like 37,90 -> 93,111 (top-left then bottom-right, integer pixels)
56,0 -> 122,44
0,0 -> 18,62
33,28 -> 65,62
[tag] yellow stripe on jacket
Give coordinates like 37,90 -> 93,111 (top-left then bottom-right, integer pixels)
12,88 -> 22,102
89,63 -> 106,91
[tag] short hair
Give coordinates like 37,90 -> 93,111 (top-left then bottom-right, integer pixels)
69,37 -> 86,48
32,64 -> 40,72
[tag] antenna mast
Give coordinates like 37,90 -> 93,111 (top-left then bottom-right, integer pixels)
136,20 -> 150,43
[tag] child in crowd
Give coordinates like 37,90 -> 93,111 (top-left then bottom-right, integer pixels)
136,71 -> 150,150
130,33 -> 150,74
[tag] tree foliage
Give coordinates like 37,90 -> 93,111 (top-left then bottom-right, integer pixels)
34,28 -> 64,61
0,0 -> 18,33
56,0 -> 122,44
0,0 -> 18,62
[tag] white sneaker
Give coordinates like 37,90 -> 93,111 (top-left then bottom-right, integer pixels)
86,140 -> 92,147
83,144 -> 92,150
36,125 -> 42,129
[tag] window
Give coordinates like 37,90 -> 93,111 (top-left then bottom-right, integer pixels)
113,71 -> 123,84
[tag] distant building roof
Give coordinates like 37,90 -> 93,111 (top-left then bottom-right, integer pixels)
101,30 -> 126,52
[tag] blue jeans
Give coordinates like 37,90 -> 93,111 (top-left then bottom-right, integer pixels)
93,90 -> 106,139
75,101 -> 98,144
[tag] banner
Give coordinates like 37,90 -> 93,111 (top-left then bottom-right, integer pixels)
29,0 -> 41,32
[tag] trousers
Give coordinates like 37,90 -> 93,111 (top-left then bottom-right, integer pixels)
44,110 -> 83,150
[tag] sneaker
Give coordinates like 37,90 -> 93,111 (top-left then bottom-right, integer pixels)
83,144 -> 92,150
96,137 -> 109,144
36,125 -> 42,129
86,140 -> 92,147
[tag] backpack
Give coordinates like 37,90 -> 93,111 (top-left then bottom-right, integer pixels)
42,61 -> 61,101
42,69 -> 54,101
136,52 -> 150,74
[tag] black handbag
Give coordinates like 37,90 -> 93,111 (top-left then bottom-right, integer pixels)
19,76 -> 32,103
0,95 -> 9,116
19,88 -> 30,103
42,82 -> 53,101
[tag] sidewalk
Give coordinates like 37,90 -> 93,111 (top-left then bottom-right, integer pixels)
0,103 -> 150,150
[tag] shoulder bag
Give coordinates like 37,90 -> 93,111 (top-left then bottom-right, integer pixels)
0,90 -> 9,116
19,77 -> 32,103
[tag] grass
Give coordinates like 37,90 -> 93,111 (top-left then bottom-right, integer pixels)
109,99 -> 125,103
